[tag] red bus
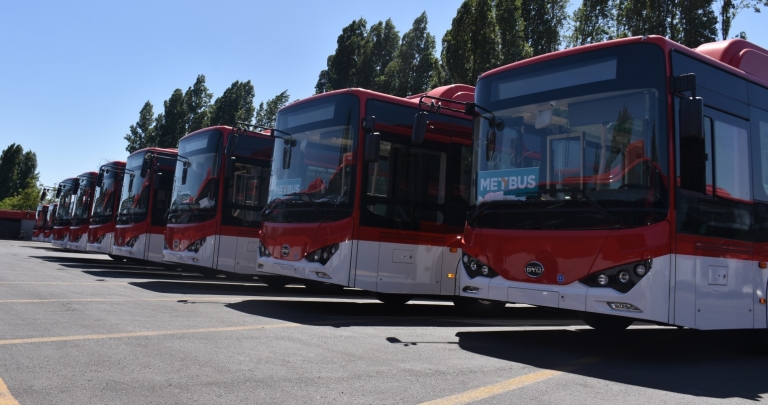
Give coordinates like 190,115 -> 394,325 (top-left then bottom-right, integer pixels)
163,126 -> 274,278
51,177 -> 78,248
256,85 -> 496,306
85,161 -> 126,255
453,36 -> 768,331
112,148 -> 177,264
67,171 -> 98,251
32,203 -> 49,241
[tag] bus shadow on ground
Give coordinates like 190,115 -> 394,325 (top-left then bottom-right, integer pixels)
454,328 -> 767,401
126,279 -> 373,299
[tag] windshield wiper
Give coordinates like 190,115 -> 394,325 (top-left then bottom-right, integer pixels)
284,193 -> 325,222
572,189 -> 618,227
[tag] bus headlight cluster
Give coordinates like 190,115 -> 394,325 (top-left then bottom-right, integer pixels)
258,241 -> 271,258
126,236 -> 140,248
582,259 -> 653,293
306,244 -> 339,266
60,233 -> 68,241
96,234 -> 106,244
461,253 -> 499,279
186,237 -> 206,253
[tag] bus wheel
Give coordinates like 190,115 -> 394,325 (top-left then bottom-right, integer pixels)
452,297 -> 504,316
259,276 -> 291,289
579,312 -> 634,331
372,292 -> 412,305
304,280 -> 344,294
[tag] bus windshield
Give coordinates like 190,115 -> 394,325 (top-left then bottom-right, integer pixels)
471,43 -> 668,230
117,154 -> 149,225
265,94 -> 359,223
71,177 -> 94,226
91,168 -> 121,225
168,130 -> 221,224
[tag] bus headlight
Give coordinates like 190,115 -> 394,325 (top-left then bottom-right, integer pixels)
96,234 -> 106,244
461,253 -> 498,279
259,241 -> 271,258
306,244 -> 339,266
126,236 -> 139,248
186,237 -> 206,253
582,259 -> 652,293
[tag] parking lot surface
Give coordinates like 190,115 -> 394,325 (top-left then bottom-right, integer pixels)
0,241 -> 765,404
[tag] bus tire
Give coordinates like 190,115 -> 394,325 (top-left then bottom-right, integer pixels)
259,276 -> 291,289
372,292 -> 412,305
579,312 -> 634,331
304,280 -> 345,294
452,297 -> 505,316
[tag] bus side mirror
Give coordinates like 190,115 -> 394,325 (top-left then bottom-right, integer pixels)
225,158 -> 236,177
679,97 -> 703,139
364,132 -> 381,163
55,186 -> 62,199
181,165 -> 188,185
140,155 -> 151,178
412,112 -> 428,145
96,171 -> 104,188
127,175 -> 134,193
72,180 -> 80,194
40,190 -> 47,202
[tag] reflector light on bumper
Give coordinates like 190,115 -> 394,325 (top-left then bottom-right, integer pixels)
186,237 -> 206,253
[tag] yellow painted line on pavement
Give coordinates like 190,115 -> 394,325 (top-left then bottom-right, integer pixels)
0,378 -> 20,405
0,323 -> 301,346
419,357 -> 603,405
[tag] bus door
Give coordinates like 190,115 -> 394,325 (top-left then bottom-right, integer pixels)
361,139 -> 447,295
226,162 -> 269,275
675,107 -> 754,329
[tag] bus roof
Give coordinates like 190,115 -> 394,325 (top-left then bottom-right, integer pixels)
478,35 -> 768,89
179,125 -> 271,143
128,147 -> 179,158
279,85 -> 475,120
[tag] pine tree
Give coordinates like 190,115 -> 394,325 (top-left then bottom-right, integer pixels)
254,90 -> 290,128
210,80 -> 256,126
442,1 -> 475,85
16,151 -> 38,193
386,12 -> 441,97
568,0 -> 616,47
521,0 -> 569,56
357,19 -> 400,92
496,0 -> 533,64
314,18 -> 368,93
157,89 -> 187,148
679,0 -> 718,47
184,74 -> 213,133
124,101 -> 155,153
0,144 -> 23,200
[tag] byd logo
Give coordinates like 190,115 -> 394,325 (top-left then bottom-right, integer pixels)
524,261 -> 544,278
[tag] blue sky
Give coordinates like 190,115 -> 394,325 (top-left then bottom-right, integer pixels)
0,0 -> 766,189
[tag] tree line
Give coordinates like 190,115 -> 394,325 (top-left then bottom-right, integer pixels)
0,143 -> 41,211
316,0 -> 767,95
124,74 -> 290,154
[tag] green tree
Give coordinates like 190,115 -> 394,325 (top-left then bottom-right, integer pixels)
315,18 -> 368,93
254,90 -> 290,128
157,89 -> 188,148
0,144 -> 24,200
496,0 -> 533,64
0,182 -> 42,211
568,0 -> 616,47
15,151 -> 39,194
210,80 -> 256,126
358,19 -> 401,92
184,74 -> 213,133
385,12 -> 441,96
124,101 -> 156,153
442,1 -> 476,85
678,0 -> 718,47
521,0 -> 569,56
